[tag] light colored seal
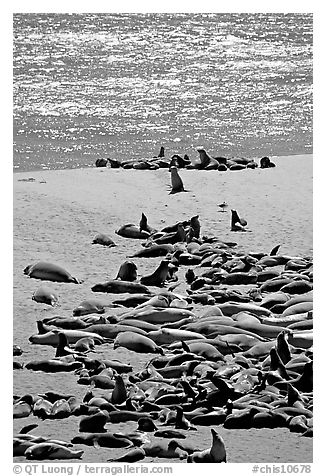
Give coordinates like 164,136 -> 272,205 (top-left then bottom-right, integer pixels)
92,233 -> 116,247
24,262 -> 81,283
32,286 -> 58,306
25,442 -> 84,460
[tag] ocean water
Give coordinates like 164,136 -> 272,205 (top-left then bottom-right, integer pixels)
13,13 -> 313,171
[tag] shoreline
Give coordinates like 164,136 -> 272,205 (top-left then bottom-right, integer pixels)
13,153 -> 313,175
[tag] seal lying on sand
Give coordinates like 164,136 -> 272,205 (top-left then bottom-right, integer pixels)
187,429 -> 227,463
24,262 -> 81,284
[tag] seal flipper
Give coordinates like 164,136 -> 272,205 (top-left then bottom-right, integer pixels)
270,244 -> 281,256
19,424 -> 38,434
181,341 -> 191,353
93,438 -> 101,449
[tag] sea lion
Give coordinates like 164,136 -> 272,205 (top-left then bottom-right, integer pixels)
116,261 -> 138,281
25,359 -> 83,373
130,243 -> 175,258
91,280 -> 151,294
13,395 -> 34,419
92,233 -> 116,247
107,448 -> 146,462
73,299 -> 109,316
170,166 -> 186,194
113,331 -> 163,354
79,411 -> 109,433
95,158 -> 108,167
139,212 -> 157,234
115,224 -> 150,239
231,210 -> 248,232
140,259 -> 170,286
24,262 -> 81,284
107,158 -> 121,168
71,433 -> 132,448
144,440 -> 188,459
25,443 -> 84,460
13,345 -> 23,356
32,286 -> 58,306
187,429 -> 227,463
29,327 -> 104,346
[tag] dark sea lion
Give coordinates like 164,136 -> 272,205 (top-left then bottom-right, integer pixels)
137,417 -> 158,432
115,224 -> 150,239
107,410 -> 152,423
280,281 -> 313,295
79,411 -> 109,433
25,359 -> 83,373
260,156 -> 271,168
92,233 -> 116,247
196,148 -> 214,169
230,209 -> 247,231
116,260 -> 137,281
140,259 -> 170,287
13,345 -> 23,356
130,243 -> 175,258
154,430 -> 186,439
91,280 -> 151,294
111,375 -> 127,405
24,262 -> 81,283
107,158 -> 121,168
95,158 -> 108,167
170,166 -> 186,194
32,286 -> 59,306
13,394 -> 34,419
187,429 -> 227,463
139,212 -> 157,234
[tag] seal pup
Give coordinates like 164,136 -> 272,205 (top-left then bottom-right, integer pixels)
170,166 -> 187,194
116,261 -> 137,281
32,286 -> 58,306
92,234 -> 116,247
187,429 -> 227,463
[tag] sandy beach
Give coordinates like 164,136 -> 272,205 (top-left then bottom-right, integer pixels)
13,154 -> 313,463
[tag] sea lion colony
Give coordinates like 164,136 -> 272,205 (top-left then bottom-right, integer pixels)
95,147 -> 276,171
14,177 -> 312,463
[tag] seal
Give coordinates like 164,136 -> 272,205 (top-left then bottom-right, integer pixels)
139,213 -> 157,234
116,261 -> 138,281
79,411 -> 109,433
115,224 -> 150,239
144,440 -> 188,459
140,259 -> 170,287
187,429 -> 227,463
73,299 -> 109,316
32,286 -> 58,306
91,280 -> 151,294
130,243 -> 175,258
25,442 -> 84,460
72,433 -> 133,448
231,209 -> 248,232
107,448 -> 146,463
113,331 -> 164,354
92,233 -> 116,247
170,166 -> 186,194
24,262 -> 81,284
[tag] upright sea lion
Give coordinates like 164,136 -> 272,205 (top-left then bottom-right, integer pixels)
140,259 -> 170,287
24,262 -> 81,284
170,166 -> 186,194
116,261 -> 137,281
187,429 -> 227,463
139,212 -> 157,234
230,210 -> 248,232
